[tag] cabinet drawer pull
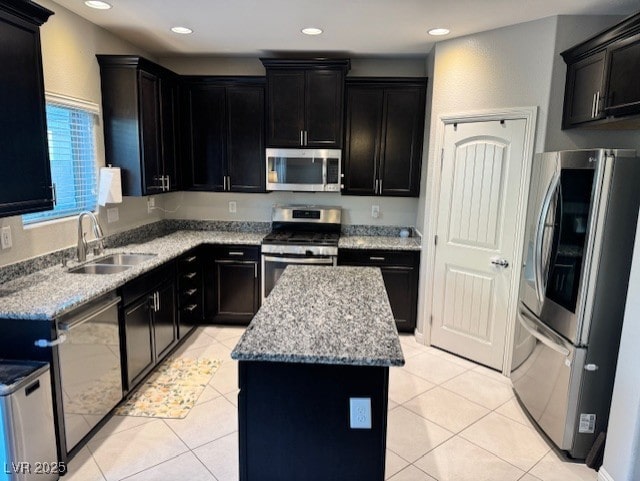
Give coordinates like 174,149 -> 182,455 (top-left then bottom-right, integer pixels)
184,304 -> 198,312
184,288 -> 197,296
228,251 -> 244,257
184,272 -> 197,279
369,256 -> 386,261
184,256 -> 197,263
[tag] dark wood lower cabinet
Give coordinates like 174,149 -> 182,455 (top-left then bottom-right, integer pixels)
123,296 -> 155,389
238,361 -> 388,481
205,245 -> 261,325
338,249 -> 420,332
121,264 -> 177,390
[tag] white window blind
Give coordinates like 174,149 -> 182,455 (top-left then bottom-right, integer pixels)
23,97 -> 98,225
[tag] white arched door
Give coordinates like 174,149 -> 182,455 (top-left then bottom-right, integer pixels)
430,119 -> 528,370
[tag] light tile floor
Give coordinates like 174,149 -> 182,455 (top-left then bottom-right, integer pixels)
65,327 -> 599,481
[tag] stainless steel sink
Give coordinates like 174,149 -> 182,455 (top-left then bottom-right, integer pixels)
68,252 -> 157,274
94,253 -> 157,266
68,264 -> 133,275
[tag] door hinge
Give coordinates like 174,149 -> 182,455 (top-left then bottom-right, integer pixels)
440,148 -> 444,170
434,235 -> 438,246
429,315 -> 433,325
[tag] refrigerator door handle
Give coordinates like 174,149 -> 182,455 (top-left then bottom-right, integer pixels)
534,172 -> 561,303
518,306 -> 571,357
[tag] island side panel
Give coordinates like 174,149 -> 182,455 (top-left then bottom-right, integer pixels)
238,360 -> 389,481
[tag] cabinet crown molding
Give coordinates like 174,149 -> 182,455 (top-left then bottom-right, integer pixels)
260,58 -> 351,71
561,10 -> 640,62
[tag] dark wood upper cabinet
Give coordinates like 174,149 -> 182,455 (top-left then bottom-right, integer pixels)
180,77 -> 266,193
0,0 -> 54,218
262,59 -> 350,148
604,32 -> 640,117
562,52 -> 606,128
343,78 -> 426,197
561,11 -> 640,129
97,55 -> 179,195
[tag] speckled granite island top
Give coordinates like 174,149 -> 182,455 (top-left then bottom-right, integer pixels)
231,265 -> 405,367
338,235 -> 421,251
0,230 -> 265,320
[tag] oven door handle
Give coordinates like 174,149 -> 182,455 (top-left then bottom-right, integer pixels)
58,296 -> 121,332
262,256 -> 334,265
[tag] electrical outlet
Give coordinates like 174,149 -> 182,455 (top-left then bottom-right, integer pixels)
1,226 -> 12,250
349,397 -> 372,429
107,207 -> 119,223
147,196 -> 155,214
229,201 -> 237,214
371,205 -> 380,219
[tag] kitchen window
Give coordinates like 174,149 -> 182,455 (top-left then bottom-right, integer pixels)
22,94 -> 99,225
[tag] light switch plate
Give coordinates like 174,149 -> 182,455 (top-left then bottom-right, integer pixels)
371,205 -> 380,219
107,207 -> 119,223
349,397 -> 372,429
147,196 -> 155,214
229,201 -> 237,214
1,226 -> 12,250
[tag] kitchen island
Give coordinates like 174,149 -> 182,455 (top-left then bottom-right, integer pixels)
231,265 -> 404,481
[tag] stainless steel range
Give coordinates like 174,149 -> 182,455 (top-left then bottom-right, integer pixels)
261,205 -> 341,300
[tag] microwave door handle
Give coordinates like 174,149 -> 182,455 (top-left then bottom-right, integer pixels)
534,172 -> 560,303
322,158 -> 327,186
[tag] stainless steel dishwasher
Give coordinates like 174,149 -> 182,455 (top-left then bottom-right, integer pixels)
56,292 -> 123,451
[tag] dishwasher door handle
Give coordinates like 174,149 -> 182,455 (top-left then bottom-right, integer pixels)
58,296 -> 121,331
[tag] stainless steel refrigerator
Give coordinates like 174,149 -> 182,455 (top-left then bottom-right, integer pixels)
511,149 -> 640,459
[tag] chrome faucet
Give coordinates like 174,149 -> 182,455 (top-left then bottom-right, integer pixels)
77,211 -> 105,262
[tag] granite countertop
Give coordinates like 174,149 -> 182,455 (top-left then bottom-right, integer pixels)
338,235 -> 421,251
231,265 -> 404,367
0,230 -> 265,321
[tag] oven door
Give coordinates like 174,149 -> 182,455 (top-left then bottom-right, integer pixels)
261,254 -> 336,300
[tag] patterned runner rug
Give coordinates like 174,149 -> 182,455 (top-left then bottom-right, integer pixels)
116,357 -> 221,419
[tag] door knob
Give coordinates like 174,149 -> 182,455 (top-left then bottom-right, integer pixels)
490,257 -> 509,268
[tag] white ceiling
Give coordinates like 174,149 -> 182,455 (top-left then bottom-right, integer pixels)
52,0 -> 638,57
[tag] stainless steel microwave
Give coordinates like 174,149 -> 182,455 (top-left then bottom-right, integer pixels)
266,148 -> 341,192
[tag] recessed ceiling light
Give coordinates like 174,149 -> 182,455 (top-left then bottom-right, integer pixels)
428,28 -> 450,36
84,0 -> 112,9
171,26 -> 193,35
301,27 -> 323,36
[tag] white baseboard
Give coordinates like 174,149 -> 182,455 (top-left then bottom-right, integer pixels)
413,330 -> 426,345
598,467 -> 615,481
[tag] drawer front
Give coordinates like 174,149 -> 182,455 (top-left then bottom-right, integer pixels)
338,248 -> 418,267
121,263 -> 175,306
214,245 -> 260,262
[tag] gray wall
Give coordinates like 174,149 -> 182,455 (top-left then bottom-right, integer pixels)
600,212 -> 640,481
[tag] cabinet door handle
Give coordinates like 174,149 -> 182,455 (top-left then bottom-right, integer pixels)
185,288 -> 197,296
229,251 -> 244,257
51,183 -> 57,206
166,175 -> 170,191
185,304 -> 198,312
184,256 -> 197,263
254,262 -> 258,278
184,272 -> 197,279
379,179 -> 383,194
375,179 -> 379,195
156,292 -> 161,312
300,130 -> 304,146
369,256 -> 386,261
595,91 -> 600,117
591,93 -> 597,118
304,130 -> 308,146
